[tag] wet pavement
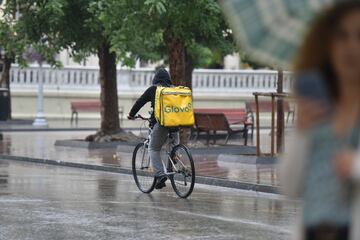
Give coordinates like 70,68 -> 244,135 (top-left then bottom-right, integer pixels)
0,131 -> 280,187
0,119 -> 101,131
0,119 -> 174,131
0,159 -> 298,240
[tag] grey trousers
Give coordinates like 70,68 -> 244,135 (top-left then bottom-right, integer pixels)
149,123 -> 179,176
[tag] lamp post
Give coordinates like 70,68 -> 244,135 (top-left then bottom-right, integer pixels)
24,46 -> 48,127
32,62 -> 48,126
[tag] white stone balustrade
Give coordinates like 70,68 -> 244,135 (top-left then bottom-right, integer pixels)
10,65 -> 293,94
8,65 -> 294,119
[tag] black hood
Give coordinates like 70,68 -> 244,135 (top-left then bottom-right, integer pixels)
152,68 -> 172,87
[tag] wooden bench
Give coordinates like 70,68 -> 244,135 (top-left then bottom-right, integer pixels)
194,112 -> 249,145
195,108 -> 249,125
193,112 -> 212,143
70,101 -> 123,124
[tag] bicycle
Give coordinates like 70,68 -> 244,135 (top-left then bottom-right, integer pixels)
131,115 -> 195,198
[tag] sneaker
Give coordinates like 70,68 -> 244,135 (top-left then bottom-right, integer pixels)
155,176 -> 167,189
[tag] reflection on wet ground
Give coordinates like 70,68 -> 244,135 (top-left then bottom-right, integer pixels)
0,131 -> 281,186
0,160 -> 298,240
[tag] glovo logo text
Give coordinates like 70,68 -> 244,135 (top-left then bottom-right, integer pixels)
164,103 -> 192,113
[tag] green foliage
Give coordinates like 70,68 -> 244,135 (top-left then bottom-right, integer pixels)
142,0 -> 224,43
14,0 -> 135,66
144,0 -> 166,14
16,0 -> 99,58
101,0 -> 166,66
187,43 -> 213,68
105,0 -> 235,68
0,0 -> 64,67
0,21 -> 24,64
1,0 -> 235,69
0,1 -> 27,65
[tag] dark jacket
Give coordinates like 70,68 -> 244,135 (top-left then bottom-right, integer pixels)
129,68 -> 172,126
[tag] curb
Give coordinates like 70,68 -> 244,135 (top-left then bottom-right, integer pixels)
0,154 -> 279,194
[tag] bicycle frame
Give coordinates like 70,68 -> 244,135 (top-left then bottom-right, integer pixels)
140,138 -> 149,171
163,134 -> 178,175
139,123 -> 186,177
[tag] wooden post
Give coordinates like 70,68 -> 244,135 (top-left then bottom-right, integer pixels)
276,70 -> 285,153
255,94 -> 261,156
271,94 -> 275,157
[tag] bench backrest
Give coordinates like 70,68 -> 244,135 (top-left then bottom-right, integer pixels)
195,108 -> 246,114
207,113 -> 229,131
71,101 -> 101,111
224,112 -> 248,122
195,113 -> 212,130
195,109 -> 247,124
245,101 -> 290,113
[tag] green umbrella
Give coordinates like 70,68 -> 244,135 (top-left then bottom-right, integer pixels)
220,0 -> 336,69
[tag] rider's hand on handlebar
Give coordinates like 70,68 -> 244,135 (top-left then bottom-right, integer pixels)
127,115 -> 135,120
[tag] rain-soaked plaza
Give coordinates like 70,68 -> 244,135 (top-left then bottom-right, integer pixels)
0,129 -> 282,187
0,159 -> 298,240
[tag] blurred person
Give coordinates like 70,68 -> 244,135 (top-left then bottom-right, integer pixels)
280,1 -> 360,240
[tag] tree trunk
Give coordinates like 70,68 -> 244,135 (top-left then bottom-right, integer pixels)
276,70 -> 284,153
184,48 -> 194,89
0,57 -> 12,120
97,41 -> 120,134
164,32 -> 186,86
164,32 -> 192,144
179,48 -> 196,144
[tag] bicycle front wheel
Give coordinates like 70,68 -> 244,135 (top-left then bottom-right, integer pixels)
132,143 -> 156,193
169,144 -> 195,198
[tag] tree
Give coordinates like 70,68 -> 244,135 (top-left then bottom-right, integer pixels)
101,0 -> 236,87
16,0 -> 143,140
147,0 -> 234,87
0,22 -> 16,120
0,0 -> 65,120
12,0 -> 235,142
0,1 -> 29,120
107,0 -> 235,143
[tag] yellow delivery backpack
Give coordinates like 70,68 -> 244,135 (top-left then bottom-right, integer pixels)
155,86 -> 195,127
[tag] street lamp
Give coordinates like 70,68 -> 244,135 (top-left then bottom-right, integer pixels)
24,46 -> 48,127
32,61 -> 47,126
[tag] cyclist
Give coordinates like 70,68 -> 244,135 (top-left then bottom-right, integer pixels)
127,68 -> 179,190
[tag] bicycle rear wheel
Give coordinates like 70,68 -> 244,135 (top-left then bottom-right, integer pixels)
169,144 -> 195,198
132,143 -> 156,193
